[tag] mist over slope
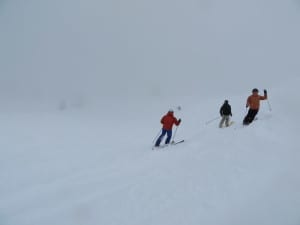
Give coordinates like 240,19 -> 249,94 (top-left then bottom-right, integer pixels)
1,1 -> 300,224
0,0 -> 299,109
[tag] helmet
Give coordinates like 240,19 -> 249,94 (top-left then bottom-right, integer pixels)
168,109 -> 174,113
252,88 -> 259,93
224,100 -> 229,104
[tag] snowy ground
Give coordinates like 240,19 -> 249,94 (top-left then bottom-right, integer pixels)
1,78 -> 300,225
1,0 -> 300,224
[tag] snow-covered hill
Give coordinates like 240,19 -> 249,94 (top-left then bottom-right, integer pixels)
1,0 -> 300,225
1,82 -> 300,225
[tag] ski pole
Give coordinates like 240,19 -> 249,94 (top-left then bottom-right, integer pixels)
205,116 -> 220,125
152,128 -> 161,143
267,99 -> 272,111
171,126 -> 178,143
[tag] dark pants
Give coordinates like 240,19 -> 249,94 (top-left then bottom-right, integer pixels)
155,129 -> 172,146
243,109 -> 258,125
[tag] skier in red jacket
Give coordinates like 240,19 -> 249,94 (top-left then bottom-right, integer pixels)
155,109 -> 181,147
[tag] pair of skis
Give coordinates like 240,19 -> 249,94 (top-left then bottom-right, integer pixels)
152,140 -> 184,150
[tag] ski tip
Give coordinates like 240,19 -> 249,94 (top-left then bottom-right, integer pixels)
173,140 -> 184,144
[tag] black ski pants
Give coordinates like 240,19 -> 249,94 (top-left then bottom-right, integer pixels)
243,109 -> 258,125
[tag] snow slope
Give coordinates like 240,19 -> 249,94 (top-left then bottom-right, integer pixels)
1,80 -> 300,225
1,0 -> 300,225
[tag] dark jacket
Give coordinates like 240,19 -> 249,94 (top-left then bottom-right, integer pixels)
220,103 -> 232,116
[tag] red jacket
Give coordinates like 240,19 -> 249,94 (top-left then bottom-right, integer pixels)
160,112 -> 180,130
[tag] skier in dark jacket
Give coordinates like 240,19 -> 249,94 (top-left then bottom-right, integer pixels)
155,109 -> 181,147
219,100 -> 232,128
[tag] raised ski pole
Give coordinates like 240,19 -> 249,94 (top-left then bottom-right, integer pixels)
205,116 -> 220,125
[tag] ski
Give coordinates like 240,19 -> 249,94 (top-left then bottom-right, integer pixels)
228,121 -> 235,127
152,144 -> 167,150
234,118 -> 259,130
152,140 -> 185,150
172,140 -> 184,145
220,121 -> 234,128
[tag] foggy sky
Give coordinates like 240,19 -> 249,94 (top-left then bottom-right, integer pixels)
0,0 -> 299,106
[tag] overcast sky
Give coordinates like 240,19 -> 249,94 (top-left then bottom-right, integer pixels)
0,0 -> 299,106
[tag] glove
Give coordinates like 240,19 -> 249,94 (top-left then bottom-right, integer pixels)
264,89 -> 267,94
230,113 -> 232,116
246,105 -> 248,108
178,119 -> 181,124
